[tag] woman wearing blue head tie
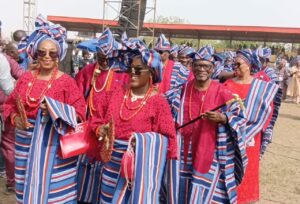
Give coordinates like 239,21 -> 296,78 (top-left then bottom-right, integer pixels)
224,49 -> 279,203
4,15 -> 86,203
89,39 -> 178,203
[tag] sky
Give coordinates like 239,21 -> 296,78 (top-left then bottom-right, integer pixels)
1,0 -> 300,38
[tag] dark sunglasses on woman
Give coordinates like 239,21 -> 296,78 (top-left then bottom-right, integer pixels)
36,49 -> 59,59
233,62 -> 242,68
127,67 -> 150,75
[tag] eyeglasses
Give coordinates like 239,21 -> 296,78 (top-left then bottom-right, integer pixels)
192,63 -> 213,71
37,49 -> 59,59
128,67 -> 150,75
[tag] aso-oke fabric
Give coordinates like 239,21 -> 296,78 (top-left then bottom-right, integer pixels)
154,34 -> 172,51
163,83 -> 248,204
122,37 -> 164,83
112,132 -> 168,204
15,97 -> 78,204
18,14 -> 68,62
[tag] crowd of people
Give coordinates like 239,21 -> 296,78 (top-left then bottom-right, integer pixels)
0,14 -> 298,204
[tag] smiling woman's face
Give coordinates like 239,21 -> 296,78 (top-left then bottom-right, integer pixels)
129,57 -> 152,89
37,39 -> 59,70
234,57 -> 250,77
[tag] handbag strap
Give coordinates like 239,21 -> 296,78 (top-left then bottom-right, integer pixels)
124,135 -> 135,188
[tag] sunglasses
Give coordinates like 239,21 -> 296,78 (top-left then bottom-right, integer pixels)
158,50 -> 166,55
233,62 -> 242,68
37,49 -> 59,59
128,67 -> 150,75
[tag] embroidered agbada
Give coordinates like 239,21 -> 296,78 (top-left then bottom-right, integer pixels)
224,78 -> 278,203
112,132 -> 168,204
164,80 -> 247,204
14,97 -> 80,204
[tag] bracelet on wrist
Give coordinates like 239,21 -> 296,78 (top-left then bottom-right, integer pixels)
10,113 -> 19,126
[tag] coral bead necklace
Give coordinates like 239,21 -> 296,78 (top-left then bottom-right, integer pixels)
119,86 -> 153,121
25,68 -> 58,108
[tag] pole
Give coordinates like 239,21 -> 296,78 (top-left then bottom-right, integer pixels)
152,0 -> 157,43
102,0 -> 106,32
137,0 -> 142,37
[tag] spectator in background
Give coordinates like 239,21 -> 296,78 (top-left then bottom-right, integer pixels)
287,58 -> 300,104
0,41 -> 26,192
72,48 -> 81,76
275,58 -> 289,100
12,30 -> 27,43
4,42 -> 19,62
79,49 -> 94,70
12,30 -> 29,69
0,52 -> 15,95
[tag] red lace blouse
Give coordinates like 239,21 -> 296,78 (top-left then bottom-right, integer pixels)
90,86 -> 178,159
4,72 -> 86,121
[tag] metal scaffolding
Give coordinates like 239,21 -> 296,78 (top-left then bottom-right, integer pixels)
23,0 -> 37,34
102,0 -> 157,42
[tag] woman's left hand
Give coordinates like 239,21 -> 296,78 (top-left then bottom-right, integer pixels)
40,102 -> 49,116
203,111 -> 227,124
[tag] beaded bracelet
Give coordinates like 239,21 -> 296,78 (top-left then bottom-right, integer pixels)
10,113 -> 19,126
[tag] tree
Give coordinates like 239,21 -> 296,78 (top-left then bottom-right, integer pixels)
147,15 -> 189,24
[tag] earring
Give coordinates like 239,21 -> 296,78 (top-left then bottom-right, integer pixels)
55,60 -> 59,68
149,76 -> 153,87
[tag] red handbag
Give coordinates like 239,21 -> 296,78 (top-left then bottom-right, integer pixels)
58,122 -> 89,159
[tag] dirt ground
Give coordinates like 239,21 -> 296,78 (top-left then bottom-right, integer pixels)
260,102 -> 300,204
0,102 -> 299,204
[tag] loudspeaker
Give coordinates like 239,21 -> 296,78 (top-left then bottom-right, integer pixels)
116,0 -> 147,39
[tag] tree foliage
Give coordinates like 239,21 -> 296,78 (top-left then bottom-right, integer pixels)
147,15 -> 189,24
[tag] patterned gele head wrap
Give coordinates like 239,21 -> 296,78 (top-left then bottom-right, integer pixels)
170,44 -> 180,58
96,27 -> 125,58
122,36 -> 163,83
224,51 -> 236,60
256,47 -> 271,59
178,45 -> 196,57
213,53 -> 225,64
255,47 -> 272,64
236,49 -> 261,73
18,14 -> 68,61
191,45 -> 215,64
154,34 -> 171,51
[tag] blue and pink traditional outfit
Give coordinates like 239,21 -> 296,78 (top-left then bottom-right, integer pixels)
154,34 -> 190,93
224,49 -> 279,203
164,46 -> 248,204
75,28 -> 128,204
89,39 -> 178,203
4,15 -> 86,204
